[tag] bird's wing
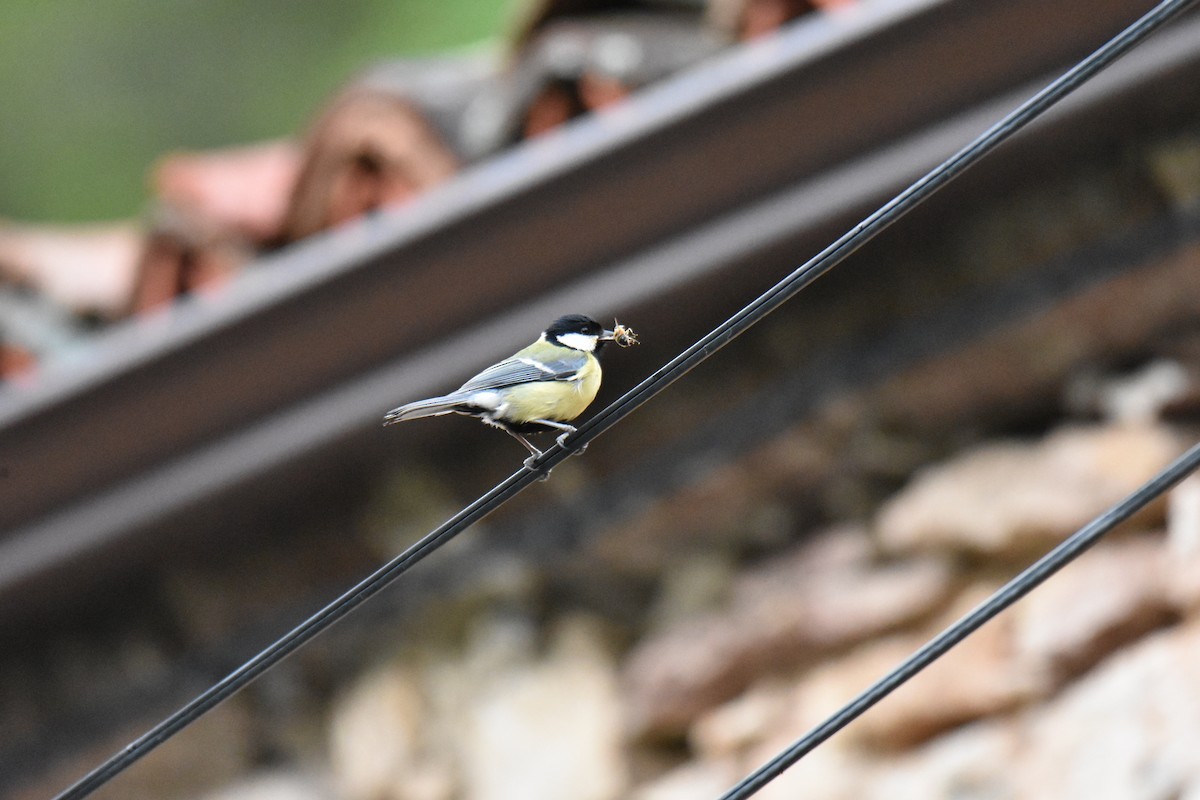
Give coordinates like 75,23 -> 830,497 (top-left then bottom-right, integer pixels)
458,352 -> 587,392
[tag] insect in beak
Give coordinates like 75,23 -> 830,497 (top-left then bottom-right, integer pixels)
608,320 -> 639,348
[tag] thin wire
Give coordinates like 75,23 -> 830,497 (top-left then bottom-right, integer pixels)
718,440 -> 1200,800
53,1 -> 1197,797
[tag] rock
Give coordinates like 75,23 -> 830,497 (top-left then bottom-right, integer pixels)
329,665 -> 453,800
628,760 -> 741,800
152,140 -> 301,244
328,614 -> 626,800
861,721 -> 1019,800
1065,360 -> 1193,424
645,553 -> 738,634
1013,620 -> 1200,799
590,461 -> 799,577
689,681 -> 794,761
459,615 -> 627,800
795,585 -> 1047,751
99,698 -> 256,800
781,620 -> 1200,799
194,771 -> 333,800
622,529 -> 956,739
729,621 -> 1200,799
278,82 -> 460,243
687,623 -> 1200,798
740,735 -> 871,800
0,220 -> 143,317
1168,474 -> 1200,613
1012,534 -> 1175,684
877,425 -> 1184,557
130,205 -> 251,313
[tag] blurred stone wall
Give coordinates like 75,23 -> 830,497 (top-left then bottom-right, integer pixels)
9,6 -> 1200,798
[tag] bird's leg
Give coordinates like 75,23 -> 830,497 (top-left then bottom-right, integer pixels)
508,430 -> 552,474
528,419 -> 587,455
509,430 -> 543,458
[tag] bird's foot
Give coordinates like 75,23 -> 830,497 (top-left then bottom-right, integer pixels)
523,452 -> 552,481
555,430 -> 587,455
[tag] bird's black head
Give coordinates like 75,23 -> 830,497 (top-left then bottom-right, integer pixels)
545,314 -> 602,337
543,314 -> 611,352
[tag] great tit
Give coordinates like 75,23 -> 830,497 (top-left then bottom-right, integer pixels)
384,314 -> 637,465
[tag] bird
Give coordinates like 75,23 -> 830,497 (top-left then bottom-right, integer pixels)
383,314 -> 638,466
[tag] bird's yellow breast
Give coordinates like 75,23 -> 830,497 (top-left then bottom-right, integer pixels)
505,356 -> 601,423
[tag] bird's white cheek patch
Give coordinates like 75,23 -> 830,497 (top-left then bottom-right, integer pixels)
556,332 -> 598,352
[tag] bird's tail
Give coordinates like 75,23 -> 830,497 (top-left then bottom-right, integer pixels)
382,393 -> 466,425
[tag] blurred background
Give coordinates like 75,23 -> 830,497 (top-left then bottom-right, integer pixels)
0,0 -> 510,222
4,1 -> 1200,798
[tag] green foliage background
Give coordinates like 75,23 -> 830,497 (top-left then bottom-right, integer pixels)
0,1 -> 513,223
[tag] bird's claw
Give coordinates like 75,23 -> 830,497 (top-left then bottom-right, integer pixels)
523,453 -> 552,481
556,431 -> 587,455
